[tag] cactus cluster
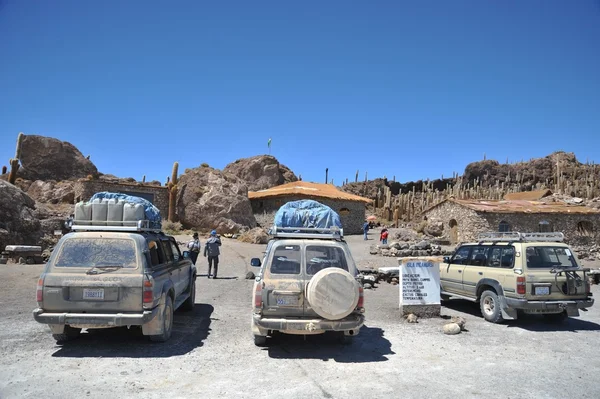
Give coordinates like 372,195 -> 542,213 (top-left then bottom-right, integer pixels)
8,132 -> 24,184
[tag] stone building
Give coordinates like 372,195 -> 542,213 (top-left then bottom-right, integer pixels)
73,180 -> 169,217
248,181 -> 372,235
423,195 -> 600,244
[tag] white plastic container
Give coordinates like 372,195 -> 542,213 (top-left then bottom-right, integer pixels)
107,199 -> 125,227
74,201 -> 92,222
91,198 -> 108,226
123,203 -> 145,225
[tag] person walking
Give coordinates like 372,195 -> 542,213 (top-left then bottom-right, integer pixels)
362,220 -> 370,240
380,228 -> 389,245
187,232 -> 201,265
204,230 -> 222,279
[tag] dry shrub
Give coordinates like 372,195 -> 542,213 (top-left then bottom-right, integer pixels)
416,220 -> 428,234
162,220 -> 183,235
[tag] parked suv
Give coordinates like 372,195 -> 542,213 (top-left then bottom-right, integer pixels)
250,227 -> 365,346
440,232 -> 594,323
33,225 -> 196,343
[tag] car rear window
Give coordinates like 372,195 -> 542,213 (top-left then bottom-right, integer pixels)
526,246 -> 577,269
270,245 -> 301,274
54,238 -> 138,268
306,246 -> 348,275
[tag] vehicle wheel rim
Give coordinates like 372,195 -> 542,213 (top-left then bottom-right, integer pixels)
483,296 -> 495,315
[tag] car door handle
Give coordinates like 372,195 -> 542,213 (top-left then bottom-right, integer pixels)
478,272 -> 483,276
458,270 -> 462,273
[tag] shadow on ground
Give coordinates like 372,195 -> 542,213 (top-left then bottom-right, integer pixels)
443,300 -> 600,332
51,304 -> 213,358
266,326 -> 394,363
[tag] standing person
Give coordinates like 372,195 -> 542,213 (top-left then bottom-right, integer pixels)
380,228 -> 389,245
204,230 -> 222,279
187,232 -> 201,265
363,220 -> 370,240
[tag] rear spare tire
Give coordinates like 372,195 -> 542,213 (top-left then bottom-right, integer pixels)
306,268 -> 360,320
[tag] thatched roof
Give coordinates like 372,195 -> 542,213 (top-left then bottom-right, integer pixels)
248,181 -> 372,203
504,189 -> 553,201
424,198 -> 600,215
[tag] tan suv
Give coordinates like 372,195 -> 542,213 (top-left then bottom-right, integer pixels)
250,227 -> 365,346
33,221 -> 196,343
440,232 -> 594,323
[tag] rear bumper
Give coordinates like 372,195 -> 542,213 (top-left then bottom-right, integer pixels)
504,297 -> 594,314
32,307 -> 159,327
252,313 -> 365,333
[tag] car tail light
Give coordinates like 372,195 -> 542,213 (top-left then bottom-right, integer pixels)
254,284 -> 263,309
36,277 -> 44,303
143,276 -> 154,304
357,286 -> 364,309
517,276 -> 526,295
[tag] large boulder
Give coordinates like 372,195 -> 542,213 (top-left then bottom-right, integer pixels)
238,227 -> 269,244
176,166 -> 257,233
17,135 -> 99,181
0,181 -> 42,251
223,155 -> 298,191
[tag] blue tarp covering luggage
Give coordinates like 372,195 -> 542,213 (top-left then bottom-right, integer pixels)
274,200 -> 342,229
89,192 -> 162,229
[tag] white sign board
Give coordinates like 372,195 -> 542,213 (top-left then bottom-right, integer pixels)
400,260 -> 441,306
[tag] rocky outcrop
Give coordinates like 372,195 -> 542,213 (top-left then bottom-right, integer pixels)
17,135 -> 99,181
223,155 -> 298,191
27,180 -> 76,204
237,227 -> 269,244
176,165 -> 257,233
0,181 -> 42,251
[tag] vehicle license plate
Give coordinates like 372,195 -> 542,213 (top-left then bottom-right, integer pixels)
83,288 -> 105,300
276,296 -> 298,306
534,286 -> 550,296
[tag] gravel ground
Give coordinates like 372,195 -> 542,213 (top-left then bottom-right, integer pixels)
1,231 -> 599,399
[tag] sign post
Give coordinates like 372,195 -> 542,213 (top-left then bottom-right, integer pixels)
399,257 -> 441,317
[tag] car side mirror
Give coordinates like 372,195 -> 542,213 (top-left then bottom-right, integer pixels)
183,251 -> 191,259
250,258 -> 262,267
443,256 -> 451,264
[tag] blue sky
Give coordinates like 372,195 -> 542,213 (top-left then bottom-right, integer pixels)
1,1 -> 599,186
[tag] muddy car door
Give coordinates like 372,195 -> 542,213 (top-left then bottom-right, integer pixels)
261,242 -> 304,318
440,245 -> 471,295
169,238 -> 191,294
42,233 -> 144,313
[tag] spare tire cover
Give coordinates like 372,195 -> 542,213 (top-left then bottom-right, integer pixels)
306,268 -> 360,320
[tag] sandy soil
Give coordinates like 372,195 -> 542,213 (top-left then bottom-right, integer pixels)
1,231 -> 599,399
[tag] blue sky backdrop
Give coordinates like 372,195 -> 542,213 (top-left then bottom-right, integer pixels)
1,1 -> 599,186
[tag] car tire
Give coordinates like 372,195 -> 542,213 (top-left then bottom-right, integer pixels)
181,278 -> 196,311
479,290 -> 504,323
150,296 -> 174,343
52,326 -> 81,343
254,335 -> 267,347
543,311 -> 568,323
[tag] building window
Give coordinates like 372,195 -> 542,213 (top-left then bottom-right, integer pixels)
577,220 -> 594,236
538,220 -> 553,233
449,219 -> 458,228
339,207 -> 350,216
499,221 -> 510,232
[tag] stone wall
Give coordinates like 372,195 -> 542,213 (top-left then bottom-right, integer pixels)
424,201 -> 600,244
251,196 -> 366,235
73,181 -> 169,217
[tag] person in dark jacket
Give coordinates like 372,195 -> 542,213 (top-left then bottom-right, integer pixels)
363,220 -> 370,240
204,230 -> 222,279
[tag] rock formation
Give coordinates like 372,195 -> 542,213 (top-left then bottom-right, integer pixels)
0,181 -> 42,251
223,155 -> 297,191
176,165 -> 257,233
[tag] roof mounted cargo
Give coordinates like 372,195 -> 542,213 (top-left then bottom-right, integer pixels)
269,226 -> 344,240
71,220 -> 160,233
477,232 -> 564,242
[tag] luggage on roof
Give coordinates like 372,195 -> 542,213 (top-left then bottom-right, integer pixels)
274,200 -> 342,229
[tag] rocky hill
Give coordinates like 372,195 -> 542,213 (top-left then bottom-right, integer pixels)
223,155 -> 298,191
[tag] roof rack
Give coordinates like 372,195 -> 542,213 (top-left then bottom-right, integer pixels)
477,232 -> 564,242
71,220 -> 161,233
268,226 -> 344,240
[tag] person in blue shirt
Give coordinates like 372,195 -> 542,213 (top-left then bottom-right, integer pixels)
204,230 -> 222,279
363,220 -> 370,240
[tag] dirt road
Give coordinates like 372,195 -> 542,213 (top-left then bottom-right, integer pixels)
1,234 -> 599,398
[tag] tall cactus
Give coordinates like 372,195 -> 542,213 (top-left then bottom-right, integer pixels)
8,132 -> 24,184
168,162 -> 179,222
1,166 -> 6,175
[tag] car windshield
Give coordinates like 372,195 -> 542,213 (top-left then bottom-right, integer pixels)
526,246 -> 578,269
306,245 -> 348,275
54,238 -> 138,268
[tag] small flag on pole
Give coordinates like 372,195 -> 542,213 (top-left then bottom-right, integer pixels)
267,137 -> 272,154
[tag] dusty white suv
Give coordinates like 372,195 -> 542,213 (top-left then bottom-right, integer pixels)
250,227 -> 365,346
